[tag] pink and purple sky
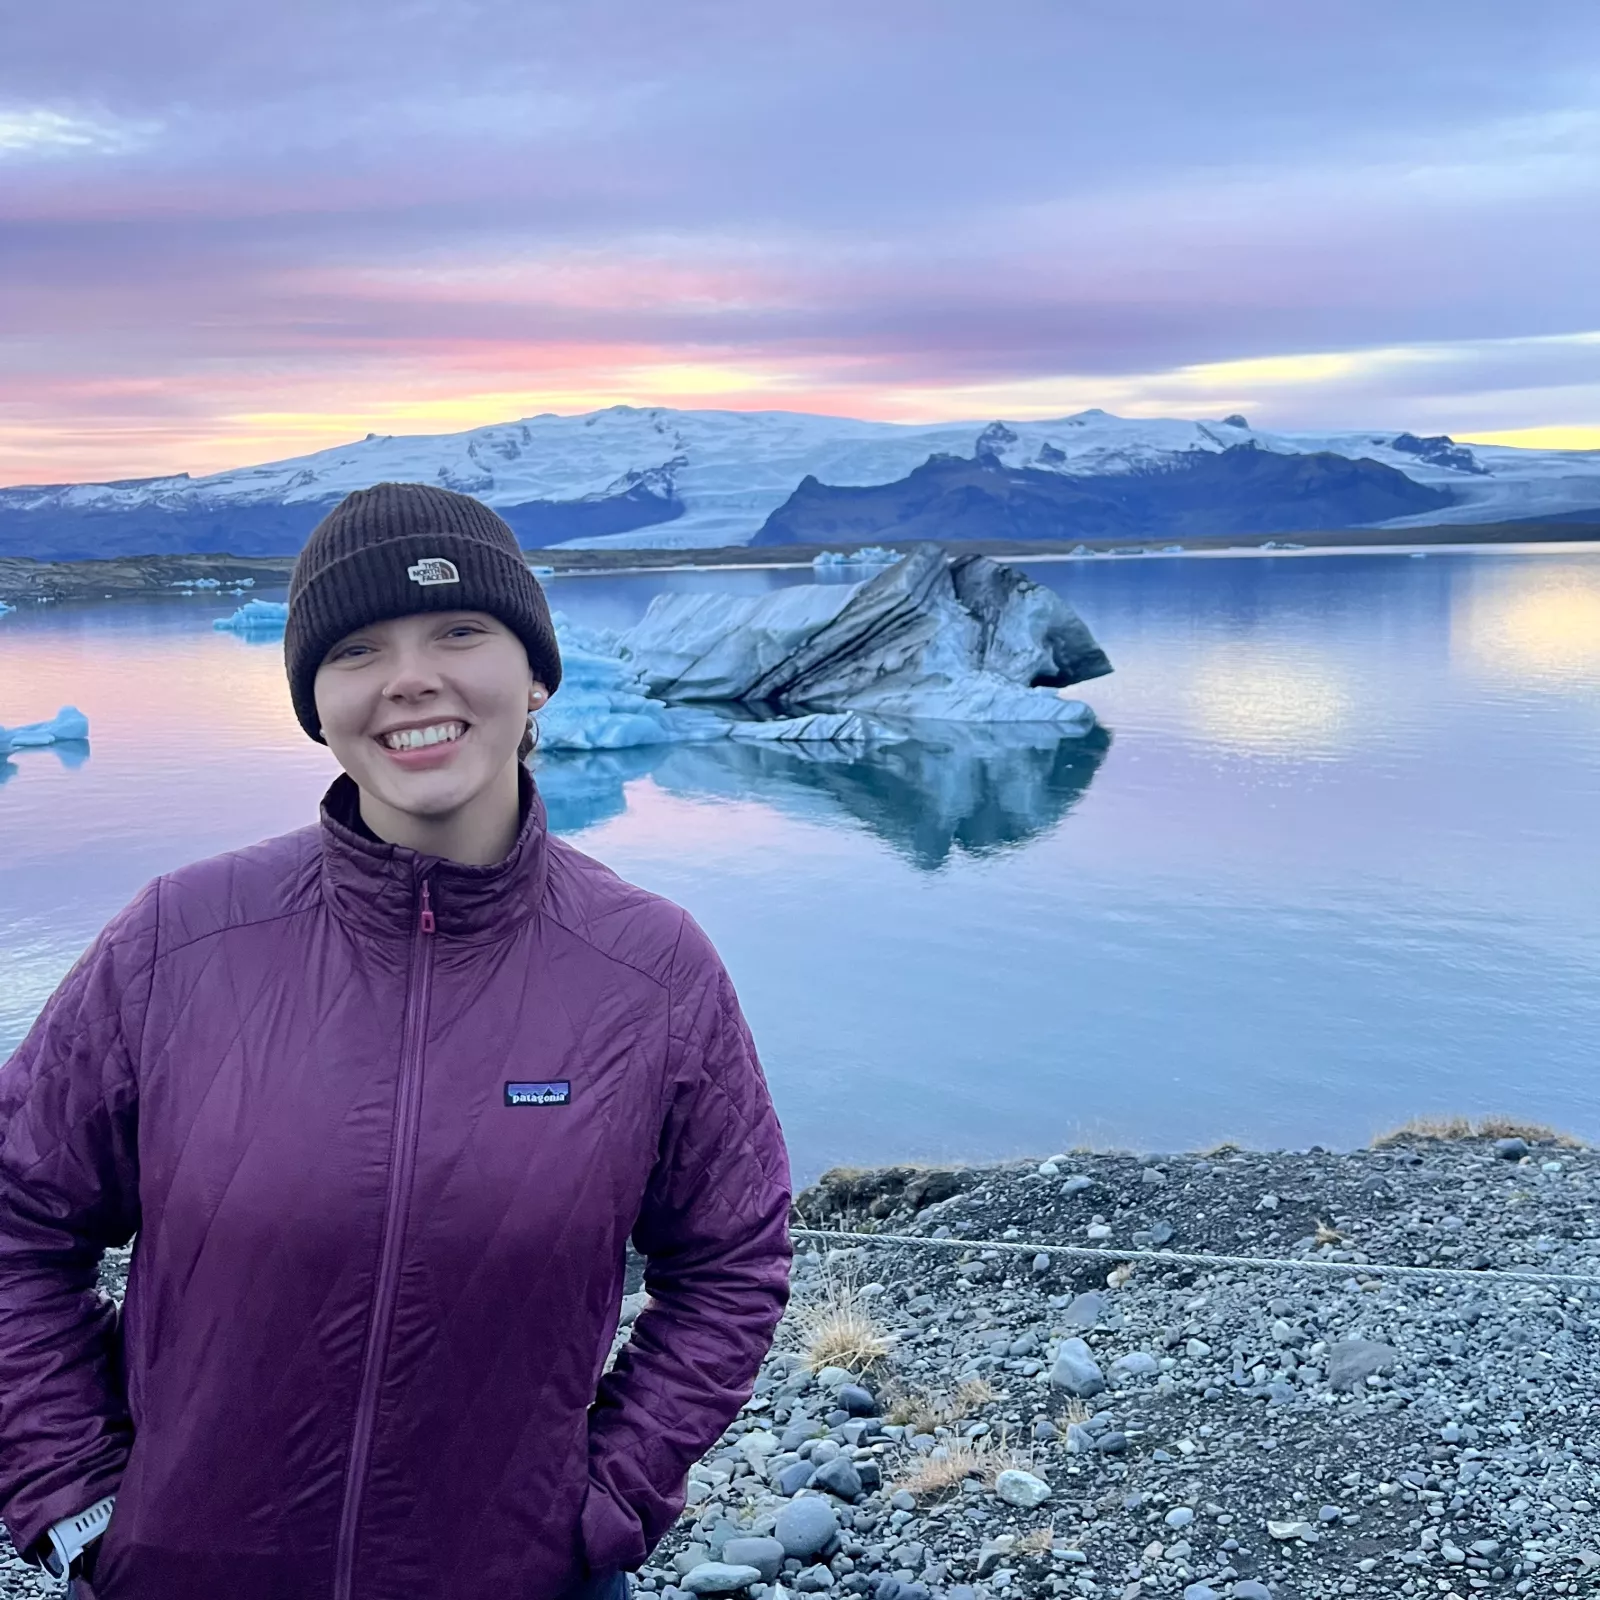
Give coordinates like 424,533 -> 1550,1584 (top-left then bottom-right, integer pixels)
4,1 -> 1598,487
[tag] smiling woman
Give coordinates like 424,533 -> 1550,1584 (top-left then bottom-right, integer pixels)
0,481 -> 792,1599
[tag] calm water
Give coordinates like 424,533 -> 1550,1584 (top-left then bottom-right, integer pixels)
4,549 -> 1599,1182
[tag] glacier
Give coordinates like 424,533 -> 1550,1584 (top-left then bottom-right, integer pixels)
0,706 -> 90,754
5,405 -> 1598,559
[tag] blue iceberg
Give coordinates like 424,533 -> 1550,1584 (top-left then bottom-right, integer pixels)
214,600 -> 290,633
811,546 -> 903,569
0,600 -> 13,617
535,616 -> 887,752
0,706 -> 90,754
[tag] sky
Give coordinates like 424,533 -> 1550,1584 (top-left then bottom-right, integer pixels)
3,0 -> 1599,486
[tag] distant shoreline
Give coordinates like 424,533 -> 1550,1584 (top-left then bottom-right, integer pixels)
1,520 -> 1596,602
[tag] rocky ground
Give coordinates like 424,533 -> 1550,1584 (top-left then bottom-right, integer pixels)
2,1132 -> 1594,1598
640,1132 -> 1600,1600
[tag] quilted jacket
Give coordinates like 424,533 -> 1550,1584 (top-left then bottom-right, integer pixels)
0,770 -> 792,1599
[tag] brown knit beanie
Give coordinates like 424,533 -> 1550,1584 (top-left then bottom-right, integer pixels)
283,482 -> 562,743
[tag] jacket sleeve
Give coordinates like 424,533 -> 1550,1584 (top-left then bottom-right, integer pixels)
582,914 -> 793,1573
0,883 -> 153,1561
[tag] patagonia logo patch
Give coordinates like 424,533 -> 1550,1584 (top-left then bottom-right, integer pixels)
407,557 -> 461,587
505,1080 -> 571,1107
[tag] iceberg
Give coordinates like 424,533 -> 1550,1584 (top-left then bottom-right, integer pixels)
0,600 -> 13,616
0,706 -> 90,754
214,600 -> 290,633
811,546 -> 902,569
614,544 -> 1110,728
534,617 -> 882,752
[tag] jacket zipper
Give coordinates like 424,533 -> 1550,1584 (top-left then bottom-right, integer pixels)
332,874 -> 436,1600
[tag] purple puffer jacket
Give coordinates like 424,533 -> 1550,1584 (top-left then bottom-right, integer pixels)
0,771 -> 792,1599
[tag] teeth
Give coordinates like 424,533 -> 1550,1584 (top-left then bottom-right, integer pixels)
381,722 -> 464,751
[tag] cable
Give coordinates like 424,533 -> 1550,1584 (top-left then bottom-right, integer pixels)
790,1227 -> 1600,1293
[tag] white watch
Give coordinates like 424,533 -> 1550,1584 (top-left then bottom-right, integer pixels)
38,1495 -> 115,1581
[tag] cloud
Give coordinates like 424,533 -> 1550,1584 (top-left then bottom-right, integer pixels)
0,106 -> 154,159
3,2 -> 1600,482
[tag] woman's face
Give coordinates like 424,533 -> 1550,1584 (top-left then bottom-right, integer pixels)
313,610 -> 547,822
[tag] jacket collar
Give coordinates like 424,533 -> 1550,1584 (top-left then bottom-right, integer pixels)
318,765 -> 550,943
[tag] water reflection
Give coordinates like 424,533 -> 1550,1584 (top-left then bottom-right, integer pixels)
535,722 -> 1111,869
0,742 -> 90,785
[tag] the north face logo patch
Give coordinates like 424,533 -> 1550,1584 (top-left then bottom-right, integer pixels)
505,1081 -> 571,1107
407,557 -> 461,586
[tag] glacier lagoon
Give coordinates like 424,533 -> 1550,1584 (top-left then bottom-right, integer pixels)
3,547 -> 1599,1182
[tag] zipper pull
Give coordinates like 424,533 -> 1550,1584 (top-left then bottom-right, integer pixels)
418,880 -> 435,935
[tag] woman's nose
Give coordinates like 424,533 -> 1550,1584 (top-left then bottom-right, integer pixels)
381,651 -> 443,699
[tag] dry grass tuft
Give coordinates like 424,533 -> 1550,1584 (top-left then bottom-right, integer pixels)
1106,1261 -> 1136,1289
885,1377 -> 995,1435
1313,1219 -> 1344,1246
1197,1139 -> 1244,1157
1372,1115 -> 1583,1149
890,1425 -> 1031,1501
892,1441 -> 992,1500
791,1277 -> 893,1375
1056,1397 -> 1092,1427
1017,1523 -> 1056,1556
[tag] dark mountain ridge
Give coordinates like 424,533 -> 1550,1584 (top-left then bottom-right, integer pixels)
751,444 -> 1455,546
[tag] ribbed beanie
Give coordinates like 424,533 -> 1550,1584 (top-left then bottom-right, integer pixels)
284,482 -> 562,743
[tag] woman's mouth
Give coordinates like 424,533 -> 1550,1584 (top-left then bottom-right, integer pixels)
377,721 -> 467,752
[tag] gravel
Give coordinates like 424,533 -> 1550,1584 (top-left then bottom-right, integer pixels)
4,1135 -> 1595,1599
644,1136 -> 1600,1600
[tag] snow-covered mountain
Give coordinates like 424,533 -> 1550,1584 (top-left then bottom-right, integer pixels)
3,406 -> 1598,561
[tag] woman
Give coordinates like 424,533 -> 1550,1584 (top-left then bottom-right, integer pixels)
0,483 -> 793,1599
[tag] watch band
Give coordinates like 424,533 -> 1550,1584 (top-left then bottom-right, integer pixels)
39,1495 -> 115,1580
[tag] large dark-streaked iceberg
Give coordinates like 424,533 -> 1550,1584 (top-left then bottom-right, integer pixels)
613,543 -> 1110,726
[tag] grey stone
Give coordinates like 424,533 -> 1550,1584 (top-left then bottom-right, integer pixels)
674,1544 -> 712,1577
1112,1351 -> 1159,1377
1049,1338 -> 1106,1397
794,1564 -> 835,1593
1061,1291 -> 1105,1328
1494,1136 -> 1530,1160
1061,1175 -> 1094,1195
1182,1587 -> 1220,1600
721,1538 -> 786,1583
1031,1252 -> 1051,1274
811,1456 -> 863,1500
1232,1584 -> 1273,1600
775,1459 -> 817,1495
774,1494 -> 840,1561
993,1469 -> 1051,1508
682,1562 -> 764,1595
1325,1339 -> 1397,1391
1164,1506 -> 1194,1529
836,1384 -> 877,1416
1095,1431 -> 1128,1453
